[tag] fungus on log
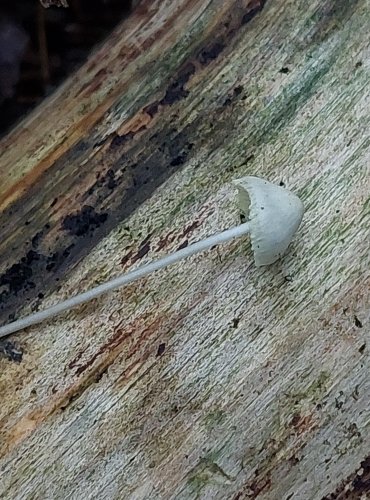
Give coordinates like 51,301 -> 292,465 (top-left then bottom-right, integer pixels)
0,0 -> 369,499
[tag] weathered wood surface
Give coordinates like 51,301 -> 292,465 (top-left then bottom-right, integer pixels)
0,0 -> 369,498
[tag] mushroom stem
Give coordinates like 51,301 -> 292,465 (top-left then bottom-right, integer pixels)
0,222 -> 250,338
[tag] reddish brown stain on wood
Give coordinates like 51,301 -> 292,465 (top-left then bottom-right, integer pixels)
289,412 -> 316,436
121,249 -> 134,267
72,314 -> 157,376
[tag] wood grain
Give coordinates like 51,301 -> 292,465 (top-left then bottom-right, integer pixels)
0,0 -> 369,498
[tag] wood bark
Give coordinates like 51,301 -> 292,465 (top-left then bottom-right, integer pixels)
0,0 -> 369,498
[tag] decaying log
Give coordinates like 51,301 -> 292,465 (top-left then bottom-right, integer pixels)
0,0 -> 369,498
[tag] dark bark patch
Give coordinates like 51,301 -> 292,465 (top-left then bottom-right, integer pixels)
197,41 -> 225,65
62,206 -> 108,237
0,340 -> 23,363
110,132 -> 135,149
241,0 -> 266,25
354,315 -> 363,328
156,343 -> 166,356
160,63 -> 196,106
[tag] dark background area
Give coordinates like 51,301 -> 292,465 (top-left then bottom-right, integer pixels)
0,0 -> 135,138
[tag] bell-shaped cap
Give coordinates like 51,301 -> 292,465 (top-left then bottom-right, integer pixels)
233,176 -> 304,266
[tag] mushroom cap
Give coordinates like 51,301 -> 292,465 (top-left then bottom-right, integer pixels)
233,176 -> 304,266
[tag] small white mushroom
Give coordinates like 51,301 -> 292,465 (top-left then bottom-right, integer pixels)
233,176 -> 304,266
0,176 -> 304,338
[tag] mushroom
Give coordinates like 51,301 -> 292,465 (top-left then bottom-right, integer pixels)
0,176 -> 304,338
234,176 -> 304,266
